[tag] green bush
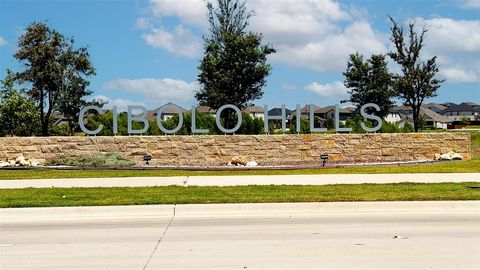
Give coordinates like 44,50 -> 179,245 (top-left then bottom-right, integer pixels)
47,152 -> 135,167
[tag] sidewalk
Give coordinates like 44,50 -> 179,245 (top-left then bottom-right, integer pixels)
1,173 -> 479,189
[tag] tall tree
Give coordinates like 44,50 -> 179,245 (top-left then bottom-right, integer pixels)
14,22 -> 95,136
58,76 -> 105,135
0,70 -> 39,136
343,53 -> 394,118
388,17 -> 444,132
196,0 -> 275,129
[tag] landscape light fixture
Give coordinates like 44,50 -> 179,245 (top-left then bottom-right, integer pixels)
143,155 -> 152,165
320,154 -> 329,167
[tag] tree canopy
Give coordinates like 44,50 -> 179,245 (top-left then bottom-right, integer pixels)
196,0 -> 276,129
14,22 -> 96,136
343,53 -> 394,118
388,17 -> 444,132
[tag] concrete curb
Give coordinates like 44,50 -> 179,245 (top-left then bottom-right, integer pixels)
1,201 -> 479,223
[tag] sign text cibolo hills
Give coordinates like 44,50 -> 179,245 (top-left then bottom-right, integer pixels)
79,103 -> 383,135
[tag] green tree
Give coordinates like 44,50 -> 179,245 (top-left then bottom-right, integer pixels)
196,0 -> 275,129
14,22 -> 95,136
0,71 -> 39,136
343,53 -> 394,118
460,116 -> 470,126
388,17 -> 444,132
58,79 -> 105,135
289,116 -> 310,134
237,113 -> 264,134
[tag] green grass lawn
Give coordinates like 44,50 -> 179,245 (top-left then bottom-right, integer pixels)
0,159 -> 479,180
1,182 -> 479,208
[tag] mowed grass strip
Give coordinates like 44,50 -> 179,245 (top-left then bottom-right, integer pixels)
1,182 -> 479,208
0,159 -> 479,180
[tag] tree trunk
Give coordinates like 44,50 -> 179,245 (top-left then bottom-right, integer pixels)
413,107 -> 420,132
41,121 -> 49,136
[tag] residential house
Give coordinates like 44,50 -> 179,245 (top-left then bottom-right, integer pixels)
314,106 -> 354,121
195,105 -> 217,117
441,102 -> 480,122
424,103 -> 447,114
384,111 -> 405,124
466,102 -> 480,111
440,102 -> 457,108
243,105 -> 265,119
147,102 -> 188,122
389,105 -> 451,129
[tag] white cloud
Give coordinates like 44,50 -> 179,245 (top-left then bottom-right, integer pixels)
135,17 -> 152,29
280,82 -> 298,91
142,25 -> 202,58
413,17 -> 480,83
102,78 -> 198,105
272,21 -> 386,72
149,0 -> 208,29
440,67 -> 480,83
140,0 -> 386,72
460,0 -> 480,9
0,37 -> 6,46
139,1 -> 479,83
91,95 -> 146,112
305,81 -> 348,99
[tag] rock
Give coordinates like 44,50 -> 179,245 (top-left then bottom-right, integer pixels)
15,155 -> 25,164
15,155 -> 30,166
434,154 -> 441,160
452,153 -> 462,160
8,160 -> 15,166
0,161 -> 10,167
245,161 -> 258,167
29,158 -> 40,167
231,156 -> 248,166
439,153 -> 453,160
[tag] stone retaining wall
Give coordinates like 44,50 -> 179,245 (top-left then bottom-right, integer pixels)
0,133 -> 471,166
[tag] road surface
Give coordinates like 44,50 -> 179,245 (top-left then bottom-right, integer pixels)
1,201 -> 479,269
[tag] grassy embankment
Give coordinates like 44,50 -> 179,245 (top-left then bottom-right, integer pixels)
1,182 -> 479,208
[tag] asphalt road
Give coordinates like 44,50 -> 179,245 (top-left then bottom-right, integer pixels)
1,201 -> 479,269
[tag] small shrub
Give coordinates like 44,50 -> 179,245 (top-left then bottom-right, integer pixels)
47,152 -> 135,167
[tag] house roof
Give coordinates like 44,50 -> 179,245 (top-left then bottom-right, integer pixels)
147,102 -> 188,121
442,102 -> 480,113
424,103 -> 447,111
300,104 -> 320,114
391,105 -> 452,123
196,105 -> 216,113
268,107 -> 293,116
315,106 -> 354,114
421,107 -> 452,123
243,105 -> 264,113
440,102 -> 457,108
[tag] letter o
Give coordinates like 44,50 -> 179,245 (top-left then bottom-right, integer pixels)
216,104 -> 242,133
156,104 -> 184,134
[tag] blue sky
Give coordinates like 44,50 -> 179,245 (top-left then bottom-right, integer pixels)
0,0 -> 479,110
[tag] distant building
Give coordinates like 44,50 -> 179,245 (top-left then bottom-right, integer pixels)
147,102 -> 188,122
441,102 -> 480,122
440,102 -> 457,108
389,105 -> 451,129
243,105 -> 265,119
315,106 -> 354,121
424,103 -> 447,114
195,105 -> 217,117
